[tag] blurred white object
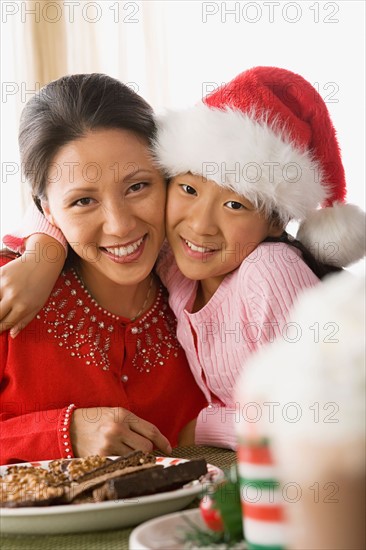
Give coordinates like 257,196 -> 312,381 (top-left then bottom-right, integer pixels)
235,270 -> 366,550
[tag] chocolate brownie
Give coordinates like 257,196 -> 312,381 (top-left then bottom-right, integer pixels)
95,458 -> 208,501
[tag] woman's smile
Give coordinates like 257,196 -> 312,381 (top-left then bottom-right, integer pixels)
100,235 -> 146,262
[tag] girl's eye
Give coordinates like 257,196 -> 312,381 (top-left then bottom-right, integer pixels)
127,182 -> 147,194
73,197 -> 95,207
225,200 -> 245,210
181,184 -> 197,195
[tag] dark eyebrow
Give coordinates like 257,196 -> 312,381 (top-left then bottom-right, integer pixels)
63,187 -> 99,197
122,168 -> 155,181
63,169 -> 156,198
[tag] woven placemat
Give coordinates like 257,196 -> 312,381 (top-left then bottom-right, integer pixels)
0,530 -> 133,550
1,446 -> 236,550
159,445 -> 236,471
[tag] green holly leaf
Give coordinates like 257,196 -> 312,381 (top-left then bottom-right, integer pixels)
211,466 -> 244,542
180,466 -> 245,547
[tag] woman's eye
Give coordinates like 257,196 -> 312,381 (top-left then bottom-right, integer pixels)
225,200 -> 245,210
73,197 -> 94,207
181,184 -> 197,195
128,182 -> 147,193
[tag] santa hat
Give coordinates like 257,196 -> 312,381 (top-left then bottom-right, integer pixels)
154,66 -> 365,268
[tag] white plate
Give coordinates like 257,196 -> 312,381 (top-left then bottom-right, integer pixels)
129,508 -> 248,550
129,508 -> 207,550
0,457 -> 223,535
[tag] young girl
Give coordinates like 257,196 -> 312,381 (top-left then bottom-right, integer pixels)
0,73 -> 207,464
2,67 -> 365,451
152,66 -> 364,447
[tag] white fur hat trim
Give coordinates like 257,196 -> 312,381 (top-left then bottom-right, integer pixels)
154,104 -> 330,225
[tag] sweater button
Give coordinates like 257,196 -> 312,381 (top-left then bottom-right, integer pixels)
121,375 -> 128,383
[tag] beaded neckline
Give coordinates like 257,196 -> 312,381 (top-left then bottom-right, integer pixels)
36,268 -> 180,374
70,268 -> 163,325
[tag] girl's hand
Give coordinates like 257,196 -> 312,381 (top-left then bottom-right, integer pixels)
70,407 -> 172,457
0,234 -> 66,337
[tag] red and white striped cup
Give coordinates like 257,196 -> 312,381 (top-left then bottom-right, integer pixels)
237,438 -> 287,550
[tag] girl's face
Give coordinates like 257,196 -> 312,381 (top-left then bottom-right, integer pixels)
42,129 -> 166,288
166,173 -> 282,292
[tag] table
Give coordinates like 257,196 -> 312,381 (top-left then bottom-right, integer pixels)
0,445 -> 236,550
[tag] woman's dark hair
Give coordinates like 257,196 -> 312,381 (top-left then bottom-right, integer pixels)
19,73 -> 156,210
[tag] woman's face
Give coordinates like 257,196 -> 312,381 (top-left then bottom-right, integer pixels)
42,129 -> 166,287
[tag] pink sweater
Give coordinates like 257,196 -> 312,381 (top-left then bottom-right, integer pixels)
4,206 -> 320,449
2,205 -> 63,253
157,242 -> 319,449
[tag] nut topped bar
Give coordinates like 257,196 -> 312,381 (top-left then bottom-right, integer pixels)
0,452 -> 207,507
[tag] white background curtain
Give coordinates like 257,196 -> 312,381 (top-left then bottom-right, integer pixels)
1,1 -> 364,270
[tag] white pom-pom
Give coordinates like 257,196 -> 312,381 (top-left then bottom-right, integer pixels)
297,203 -> 366,267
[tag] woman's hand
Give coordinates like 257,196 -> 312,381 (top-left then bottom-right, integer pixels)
0,235 -> 66,337
70,407 -> 172,457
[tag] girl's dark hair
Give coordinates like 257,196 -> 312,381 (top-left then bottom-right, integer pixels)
19,73 -> 156,210
264,232 -> 343,279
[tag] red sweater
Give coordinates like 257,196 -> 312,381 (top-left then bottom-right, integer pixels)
0,259 -> 206,464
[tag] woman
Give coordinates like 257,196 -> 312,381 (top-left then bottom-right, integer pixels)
0,73 -> 206,465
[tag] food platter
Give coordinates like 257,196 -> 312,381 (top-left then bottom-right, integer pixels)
0,457 -> 223,534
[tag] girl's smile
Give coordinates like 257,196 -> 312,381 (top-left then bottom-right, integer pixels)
181,236 -> 220,258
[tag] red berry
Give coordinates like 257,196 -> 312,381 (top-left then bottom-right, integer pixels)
199,497 -> 224,532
